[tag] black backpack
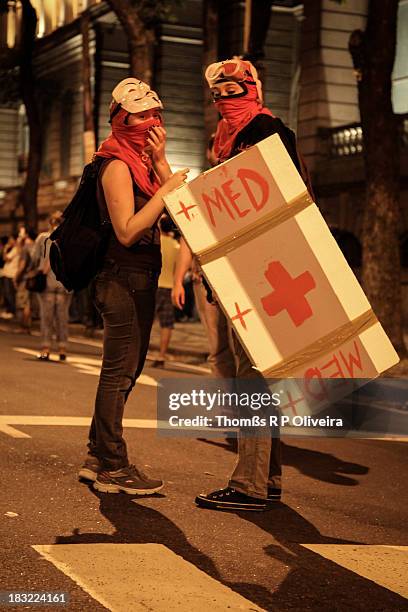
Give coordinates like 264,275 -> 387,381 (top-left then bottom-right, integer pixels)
49,158 -> 111,291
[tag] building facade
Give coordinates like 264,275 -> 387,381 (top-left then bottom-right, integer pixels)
0,0 -> 407,321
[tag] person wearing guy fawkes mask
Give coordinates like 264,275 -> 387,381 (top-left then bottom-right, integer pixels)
195,59 -> 312,512
78,78 -> 189,495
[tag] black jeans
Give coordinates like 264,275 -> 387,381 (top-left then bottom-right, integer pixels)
88,264 -> 158,470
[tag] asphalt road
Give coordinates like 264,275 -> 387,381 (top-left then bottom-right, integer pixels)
0,329 -> 407,612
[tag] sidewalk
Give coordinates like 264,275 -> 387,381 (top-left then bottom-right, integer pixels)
2,312 -> 408,374
149,320 -> 209,361
0,314 -> 210,364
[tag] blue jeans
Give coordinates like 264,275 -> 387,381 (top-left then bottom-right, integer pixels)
37,291 -> 71,348
88,264 -> 158,470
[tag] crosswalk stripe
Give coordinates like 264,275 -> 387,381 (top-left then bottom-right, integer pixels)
33,543 -> 265,611
13,347 -> 157,386
301,544 -> 408,599
0,416 -> 162,439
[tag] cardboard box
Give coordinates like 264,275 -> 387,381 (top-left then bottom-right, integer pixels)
164,134 -> 399,380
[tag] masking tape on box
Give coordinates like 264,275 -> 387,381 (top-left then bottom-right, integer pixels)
261,308 -> 378,378
196,191 -> 314,266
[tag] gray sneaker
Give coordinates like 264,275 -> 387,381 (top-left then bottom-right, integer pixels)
78,454 -> 102,482
93,464 -> 163,495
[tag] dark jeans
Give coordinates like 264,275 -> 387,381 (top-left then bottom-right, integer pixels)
88,264 -> 158,470
228,330 -> 282,499
2,277 -> 16,314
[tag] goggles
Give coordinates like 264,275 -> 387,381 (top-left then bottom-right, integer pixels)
111,78 -> 163,116
205,58 -> 259,88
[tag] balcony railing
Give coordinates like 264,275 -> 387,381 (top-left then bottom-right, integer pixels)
319,114 -> 408,159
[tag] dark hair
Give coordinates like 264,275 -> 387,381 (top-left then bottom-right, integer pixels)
27,228 -> 37,241
159,214 -> 175,234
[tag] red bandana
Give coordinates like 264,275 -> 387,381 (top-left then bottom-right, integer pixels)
95,108 -> 162,196
213,81 -> 273,163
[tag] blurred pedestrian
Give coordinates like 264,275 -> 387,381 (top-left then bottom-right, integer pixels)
78,78 -> 188,495
14,229 -> 37,333
32,212 -> 72,361
1,234 -> 19,317
0,236 -> 7,311
151,214 -> 179,367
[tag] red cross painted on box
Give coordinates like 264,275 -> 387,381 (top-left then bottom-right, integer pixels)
175,200 -> 197,221
261,261 -> 316,327
230,301 -> 253,330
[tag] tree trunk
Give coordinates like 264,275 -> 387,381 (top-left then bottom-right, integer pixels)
81,12 -> 96,163
243,0 -> 273,90
202,0 -> 218,147
348,0 -> 405,356
106,0 -> 154,84
20,0 -> 41,231
246,0 -> 273,60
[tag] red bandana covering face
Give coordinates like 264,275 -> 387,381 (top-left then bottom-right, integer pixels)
95,107 -> 162,196
213,77 -> 273,163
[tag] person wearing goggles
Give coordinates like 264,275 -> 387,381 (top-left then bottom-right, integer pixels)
78,78 -> 189,495
195,59 -> 313,512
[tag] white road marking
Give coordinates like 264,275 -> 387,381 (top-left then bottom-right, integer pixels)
152,360 -> 211,375
301,544 -> 408,599
364,437 -> 408,442
1,325 -> 209,374
0,415 -> 163,439
13,348 -> 158,386
0,422 -> 31,439
33,543 -> 265,611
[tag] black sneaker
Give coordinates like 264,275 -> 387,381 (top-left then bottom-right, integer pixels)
267,487 -> 282,502
195,487 -> 267,511
78,454 -> 102,482
93,464 -> 163,495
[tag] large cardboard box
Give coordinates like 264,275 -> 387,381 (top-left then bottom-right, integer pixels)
164,134 -> 399,382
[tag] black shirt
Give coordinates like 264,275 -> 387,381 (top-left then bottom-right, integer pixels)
231,114 -> 301,173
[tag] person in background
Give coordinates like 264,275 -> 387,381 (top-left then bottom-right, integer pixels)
172,136 -> 236,379
1,234 -> 19,317
32,212 -> 72,361
14,229 -> 37,333
151,214 -> 179,368
0,236 -> 7,312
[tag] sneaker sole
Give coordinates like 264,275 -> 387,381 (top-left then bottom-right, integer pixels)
93,480 -> 164,495
78,468 -> 99,482
195,497 -> 267,512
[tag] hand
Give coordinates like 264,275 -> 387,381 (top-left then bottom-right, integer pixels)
146,126 -> 167,165
161,168 -> 190,195
172,283 -> 185,309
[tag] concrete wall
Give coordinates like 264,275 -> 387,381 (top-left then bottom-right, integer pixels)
0,108 -> 20,188
297,0 -> 368,169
